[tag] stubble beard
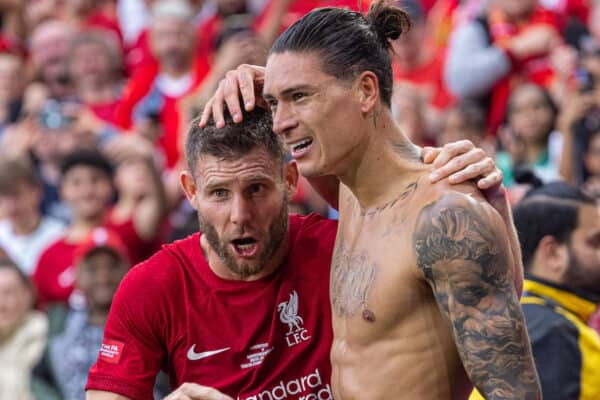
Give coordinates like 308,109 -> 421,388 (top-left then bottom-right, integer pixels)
565,246 -> 600,299
199,196 -> 289,279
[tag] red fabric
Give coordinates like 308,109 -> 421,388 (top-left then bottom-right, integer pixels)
124,30 -> 156,74
393,50 -> 455,110
32,211 -> 165,307
540,0 -> 589,23
32,238 -> 78,307
83,10 -> 124,49
86,213 -> 337,400
115,58 -> 211,167
196,15 -> 228,63
426,0 -> 460,50
486,7 -> 562,135
88,99 -> 121,125
255,0 -> 372,40
73,227 -> 130,266
419,0 -> 437,15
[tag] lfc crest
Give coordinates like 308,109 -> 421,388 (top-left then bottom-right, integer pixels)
278,291 -> 311,347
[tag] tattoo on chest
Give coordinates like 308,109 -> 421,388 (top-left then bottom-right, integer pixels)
359,179 -> 419,218
331,241 -> 377,319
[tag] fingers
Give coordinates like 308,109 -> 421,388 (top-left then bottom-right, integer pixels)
432,139 -> 475,169
166,383 -> 234,400
430,147 -> 485,183
199,65 -> 265,129
238,65 -> 259,111
477,170 -> 504,191
223,70 -> 244,124
421,146 -> 440,164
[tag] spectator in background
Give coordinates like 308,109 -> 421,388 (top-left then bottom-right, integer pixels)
445,0 -> 563,135
67,30 -> 124,130
30,20 -> 77,100
0,258 -> 48,400
581,127 -> 600,197
33,150 -> 115,308
0,0 -> 25,41
438,100 -> 493,155
34,228 -> 129,400
0,51 -> 25,136
65,0 -> 123,48
497,83 -> 563,187
390,0 -> 454,140
116,0 -> 211,169
32,148 -> 167,308
0,157 -> 64,275
512,182 -> 600,400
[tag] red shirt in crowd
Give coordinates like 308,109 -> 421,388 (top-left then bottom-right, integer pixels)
485,6 -> 563,135
32,211 -> 162,307
393,51 -> 455,111
115,58 -> 211,168
86,213 -> 337,399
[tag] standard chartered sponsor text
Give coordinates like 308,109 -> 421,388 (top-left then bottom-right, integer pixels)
237,368 -> 332,400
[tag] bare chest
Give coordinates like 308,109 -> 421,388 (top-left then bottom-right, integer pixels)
331,186 -> 427,332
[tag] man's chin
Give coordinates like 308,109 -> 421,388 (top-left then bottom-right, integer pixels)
226,258 -> 265,279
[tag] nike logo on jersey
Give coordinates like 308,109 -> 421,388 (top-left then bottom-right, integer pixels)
187,345 -> 231,361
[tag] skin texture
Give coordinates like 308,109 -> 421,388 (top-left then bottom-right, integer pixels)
88,55 -> 522,400
263,51 -> 538,399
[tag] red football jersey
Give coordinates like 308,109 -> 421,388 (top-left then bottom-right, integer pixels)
33,211 -> 162,307
33,238 -> 78,307
86,213 -> 337,399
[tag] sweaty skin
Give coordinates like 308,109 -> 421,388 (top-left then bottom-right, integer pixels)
330,169 -> 534,400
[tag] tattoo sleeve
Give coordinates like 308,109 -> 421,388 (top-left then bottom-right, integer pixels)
413,197 -> 541,400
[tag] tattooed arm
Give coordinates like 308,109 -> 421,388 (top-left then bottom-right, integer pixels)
413,193 -> 541,400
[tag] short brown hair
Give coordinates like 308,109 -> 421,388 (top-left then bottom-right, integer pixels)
186,106 -> 285,175
0,157 -> 40,195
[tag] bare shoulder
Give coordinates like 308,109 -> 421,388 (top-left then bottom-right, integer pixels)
412,185 -> 513,287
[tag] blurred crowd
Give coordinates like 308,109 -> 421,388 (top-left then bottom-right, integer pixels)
0,0 -> 599,399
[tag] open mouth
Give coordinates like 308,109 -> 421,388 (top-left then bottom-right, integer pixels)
289,138 -> 314,158
231,237 -> 259,257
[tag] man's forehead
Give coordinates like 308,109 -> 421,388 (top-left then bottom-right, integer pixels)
195,151 -> 280,182
264,52 -> 330,95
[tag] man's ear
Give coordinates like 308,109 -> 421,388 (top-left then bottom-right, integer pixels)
533,235 -> 569,281
180,170 -> 199,210
284,161 -> 300,200
356,71 -> 380,114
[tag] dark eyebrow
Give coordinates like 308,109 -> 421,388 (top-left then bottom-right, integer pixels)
263,84 -> 314,101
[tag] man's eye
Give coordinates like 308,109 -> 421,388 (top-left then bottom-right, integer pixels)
212,189 -> 228,198
292,93 -> 306,101
249,184 -> 263,194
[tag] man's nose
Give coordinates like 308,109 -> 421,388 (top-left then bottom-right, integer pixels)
272,103 -> 298,135
229,194 -> 253,226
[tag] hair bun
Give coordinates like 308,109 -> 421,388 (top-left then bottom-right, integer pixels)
365,1 -> 411,48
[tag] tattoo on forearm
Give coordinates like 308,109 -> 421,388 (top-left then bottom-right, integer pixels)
331,240 -> 377,319
413,203 -> 540,400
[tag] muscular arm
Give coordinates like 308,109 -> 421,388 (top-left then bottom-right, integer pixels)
413,194 -> 541,399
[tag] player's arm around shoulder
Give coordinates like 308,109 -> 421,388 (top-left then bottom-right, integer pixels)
412,191 -> 542,399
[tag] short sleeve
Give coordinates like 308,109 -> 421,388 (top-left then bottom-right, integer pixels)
85,265 -> 166,400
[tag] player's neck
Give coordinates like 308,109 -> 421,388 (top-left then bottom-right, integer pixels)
337,110 -> 425,209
